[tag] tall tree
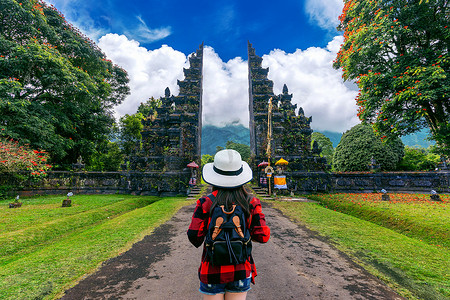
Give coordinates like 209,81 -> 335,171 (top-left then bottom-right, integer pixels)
137,97 -> 162,121
225,141 -> 251,162
311,132 -> 334,164
334,0 -> 449,155
119,113 -> 144,156
0,0 -> 129,168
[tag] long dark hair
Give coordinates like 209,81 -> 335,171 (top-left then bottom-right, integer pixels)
210,185 -> 252,217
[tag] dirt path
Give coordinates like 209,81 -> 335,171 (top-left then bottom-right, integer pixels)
61,202 -> 404,300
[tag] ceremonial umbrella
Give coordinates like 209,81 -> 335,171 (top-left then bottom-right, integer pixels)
275,158 -> 289,165
187,161 -> 199,168
258,161 -> 269,168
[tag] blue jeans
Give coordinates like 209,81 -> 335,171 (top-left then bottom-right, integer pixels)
199,275 -> 251,295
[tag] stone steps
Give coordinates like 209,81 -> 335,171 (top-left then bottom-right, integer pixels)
186,185 -> 206,201
187,185 -> 274,201
250,186 -> 271,200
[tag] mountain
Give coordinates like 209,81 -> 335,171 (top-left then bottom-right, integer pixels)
201,124 -> 250,155
317,131 -> 343,148
201,125 -> 434,156
400,129 -> 435,148
318,129 -> 435,148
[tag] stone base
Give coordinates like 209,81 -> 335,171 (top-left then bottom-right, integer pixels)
381,194 -> 390,201
430,194 -> 441,201
62,199 -> 72,207
9,202 -> 22,208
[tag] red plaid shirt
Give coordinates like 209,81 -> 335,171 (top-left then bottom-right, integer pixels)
187,190 -> 270,284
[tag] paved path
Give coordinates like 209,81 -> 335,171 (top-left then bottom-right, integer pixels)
61,202 -> 404,300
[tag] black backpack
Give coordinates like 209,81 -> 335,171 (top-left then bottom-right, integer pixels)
205,193 -> 252,265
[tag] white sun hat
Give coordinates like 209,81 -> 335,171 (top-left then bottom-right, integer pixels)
202,149 -> 253,188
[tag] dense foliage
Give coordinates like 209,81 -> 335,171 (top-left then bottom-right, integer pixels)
311,132 -> 334,163
201,125 -> 250,156
86,141 -> 124,171
137,97 -> 161,120
201,154 -> 214,166
113,97 -> 162,168
0,0 -> 129,168
224,140 -> 251,162
333,124 -> 404,171
334,0 -> 449,155
397,146 -> 440,170
119,113 -> 144,157
201,141 -> 251,166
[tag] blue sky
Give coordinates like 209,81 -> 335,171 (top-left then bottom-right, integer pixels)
43,0 -> 359,133
45,0 -> 339,60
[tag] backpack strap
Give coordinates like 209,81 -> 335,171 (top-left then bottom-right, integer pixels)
220,205 -> 236,214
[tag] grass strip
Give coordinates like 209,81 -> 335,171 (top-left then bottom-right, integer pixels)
0,196 -> 158,265
0,196 -> 188,300
270,201 -> 450,300
307,193 -> 449,248
0,195 -> 128,234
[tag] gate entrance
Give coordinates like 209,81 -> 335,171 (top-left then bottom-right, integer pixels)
130,42 -> 325,175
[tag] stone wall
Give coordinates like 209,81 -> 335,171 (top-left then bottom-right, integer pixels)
2,171 -> 448,198
0,170 -> 191,197
287,171 -> 450,194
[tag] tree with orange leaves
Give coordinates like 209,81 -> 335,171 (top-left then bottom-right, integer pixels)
334,0 -> 449,155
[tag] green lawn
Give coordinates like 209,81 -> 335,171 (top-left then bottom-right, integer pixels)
270,193 -> 449,300
307,193 -> 449,248
0,194 -> 191,300
1,192 -> 448,299
0,195 -> 127,233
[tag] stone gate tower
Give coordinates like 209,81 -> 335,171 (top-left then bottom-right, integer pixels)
248,42 -> 326,170
131,43 -> 204,172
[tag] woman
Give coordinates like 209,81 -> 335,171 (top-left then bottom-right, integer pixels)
187,149 -> 270,299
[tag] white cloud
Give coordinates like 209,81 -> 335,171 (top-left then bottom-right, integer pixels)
305,0 -> 344,31
202,47 -> 249,127
98,34 -> 357,133
202,40 -> 359,133
98,36 -> 249,127
98,34 -> 187,118
262,36 -> 359,133
126,16 -> 172,43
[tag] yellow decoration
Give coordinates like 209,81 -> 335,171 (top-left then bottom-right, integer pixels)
275,158 -> 288,165
274,175 -> 287,189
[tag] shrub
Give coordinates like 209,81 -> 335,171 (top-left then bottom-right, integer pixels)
87,142 -> 124,171
201,154 -> 214,166
0,136 -> 52,178
311,132 -> 334,164
225,141 -> 251,162
333,124 -> 404,172
397,147 -> 441,171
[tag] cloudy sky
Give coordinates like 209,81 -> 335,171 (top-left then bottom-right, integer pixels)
43,0 -> 359,133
